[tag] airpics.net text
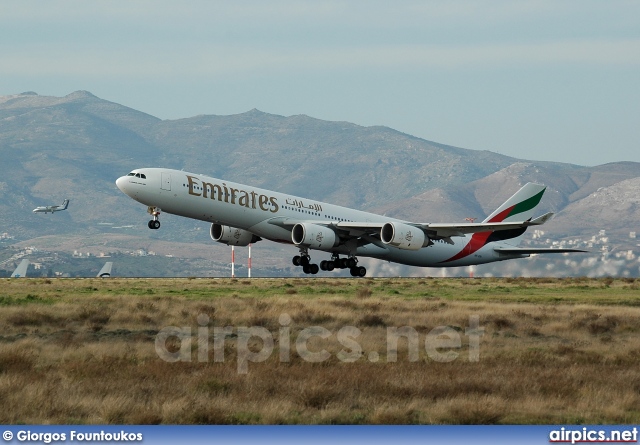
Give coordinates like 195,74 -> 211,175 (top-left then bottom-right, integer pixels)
155,314 -> 484,374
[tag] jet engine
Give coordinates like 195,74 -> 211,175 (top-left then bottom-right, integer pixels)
210,224 -> 260,246
380,222 -> 426,251
292,223 -> 339,249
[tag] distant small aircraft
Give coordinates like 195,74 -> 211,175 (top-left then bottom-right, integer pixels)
33,199 -> 70,214
11,259 -> 30,278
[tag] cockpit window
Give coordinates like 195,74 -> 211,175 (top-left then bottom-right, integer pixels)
126,172 -> 146,179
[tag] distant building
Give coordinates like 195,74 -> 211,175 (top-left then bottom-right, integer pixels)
631,232 -> 637,239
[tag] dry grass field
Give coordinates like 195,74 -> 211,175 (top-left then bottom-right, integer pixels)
1,276 -> 640,424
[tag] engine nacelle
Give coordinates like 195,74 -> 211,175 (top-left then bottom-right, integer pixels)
210,224 -> 259,246
292,223 -> 339,249
380,222 -> 426,251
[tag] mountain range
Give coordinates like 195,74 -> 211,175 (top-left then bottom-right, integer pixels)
1,91 -> 638,277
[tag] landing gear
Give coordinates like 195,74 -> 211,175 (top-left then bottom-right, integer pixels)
318,254 -> 367,277
302,263 -> 320,275
147,206 -> 161,230
319,260 -> 335,271
292,249 -> 366,277
292,248 -> 319,275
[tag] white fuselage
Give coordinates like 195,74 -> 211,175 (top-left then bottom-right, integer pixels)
33,200 -> 68,214
33,207 -> 60,213
116,168 -> 526,268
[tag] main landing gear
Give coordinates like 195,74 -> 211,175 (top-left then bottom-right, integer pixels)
292,250 -> 367,277
292,253 -> 319,275
147,206 -> 161,230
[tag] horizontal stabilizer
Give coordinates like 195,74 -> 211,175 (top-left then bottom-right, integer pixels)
494,247 -> 589,255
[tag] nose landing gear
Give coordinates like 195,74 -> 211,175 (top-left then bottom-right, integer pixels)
147,206 -> 161,230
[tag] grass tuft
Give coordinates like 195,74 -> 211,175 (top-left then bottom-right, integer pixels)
359,314 -> 386,327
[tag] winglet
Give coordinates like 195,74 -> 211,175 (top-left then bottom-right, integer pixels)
528,212 -> 554,226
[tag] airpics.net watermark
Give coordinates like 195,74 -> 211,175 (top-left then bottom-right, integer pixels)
155,314 -> 485,374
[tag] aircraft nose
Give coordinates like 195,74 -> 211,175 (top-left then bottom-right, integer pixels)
116,176 -> 128,193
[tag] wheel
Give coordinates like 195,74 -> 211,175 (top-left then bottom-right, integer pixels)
357,266 -> 367,277
293,256 -> 301,266
300,256 -> 310,266
347,258 -> 357,268
302,264 -> 311,274
152,220 -> 161,229
349,267 -> 357,277
339,258 -> 348,269
326,261 -> 335,271
148,220 -> 154,229
320,260 -> 327,271
310,264 -> 319,274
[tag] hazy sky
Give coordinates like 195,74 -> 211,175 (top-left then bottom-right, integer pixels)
2,1 -> 639,166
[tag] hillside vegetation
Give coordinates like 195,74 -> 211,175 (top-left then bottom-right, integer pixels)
1,91 -> 639,277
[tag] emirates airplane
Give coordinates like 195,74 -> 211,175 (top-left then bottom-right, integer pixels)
116,168 -> 585,277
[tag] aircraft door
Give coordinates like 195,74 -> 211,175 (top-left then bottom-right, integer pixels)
161,172 -> 171,191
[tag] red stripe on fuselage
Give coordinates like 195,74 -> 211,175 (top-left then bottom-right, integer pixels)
440,205 -> 515,263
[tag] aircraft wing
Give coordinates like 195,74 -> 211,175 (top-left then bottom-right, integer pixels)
334,213 -> 554,239
415,212 -> 554,238
268,213 -> 554,245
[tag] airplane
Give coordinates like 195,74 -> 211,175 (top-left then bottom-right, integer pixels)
97,261 -> 113,278
11,259 -> 30,278
116,168 -> 587,277
33,199 -> 70,214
